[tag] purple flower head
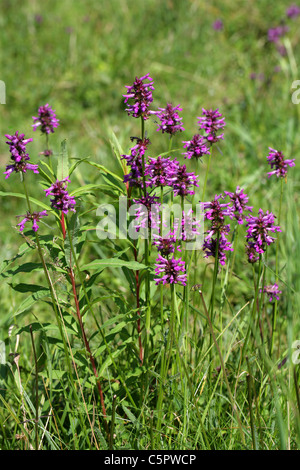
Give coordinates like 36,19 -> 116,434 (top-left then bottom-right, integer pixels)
5,131 -> 33,163
145,155 -> 179,188
17,210 -> 48,232
267,147 -> 295,178
261,283 -> 282,302
203,226 -> 233,266
154,254 -> 187,286
153,231 -> 180,256
197,108 -> 225,143
203,193 -> 234,238
245,209 -> 281,260
4,131 -> 38,179
286,4 -> 300,18
153,103 -> 185,135
174,208 -> 202,242
224,186 -> 253,224
44,177 -> 76,214
171,164 -> 199,197
123,74 -> 154,120
122,137 -> 151,188
4,161 -> 39,179
213,19 -> 223,30
132,193 -> 160,232
182,134 -> 210,160
268,26 -> 289,43
32,104 -> 59,134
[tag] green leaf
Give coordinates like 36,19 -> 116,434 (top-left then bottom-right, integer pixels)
8,283 -> 48,294
81,258 -> 147,271
0,191 -> 59,219
57,139 -> 69,180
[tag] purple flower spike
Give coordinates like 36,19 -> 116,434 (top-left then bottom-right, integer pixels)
132,193 -> 160,232
224,186 -> 253,224
171,164 -> 199,197
245,209 -> 281,261
17,210 -> 48,232
4,131 -> 38,179
153,103 -> 185,135
182,134 -> 210,160
213,19 -> 223,30
123,74 -> 154,120
154,254 -> 187,286
261,283 -> 282,302
197,108 -> 225,143
203,193 -> 234,237
45,177 -> 76,214
268,26 -> 289,43
267,147 -> 295,178
32,103 -> 59,134
122,137 -> 151,188
145,155 -> 179,188
5,131 -> 33,162
203,227 -> 233,266
286,4 -> 300,18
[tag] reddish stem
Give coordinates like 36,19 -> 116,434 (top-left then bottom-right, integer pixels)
68,265 -> 108,434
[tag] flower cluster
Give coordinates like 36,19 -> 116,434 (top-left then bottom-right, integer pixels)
32,103 -> 59,134
224,186 -> 253,224
123,74 -> 154,120
198,108 -> 226,143
261,283 -> 282,302
266,147 -> 295,178
45,177 -> 76,214
182,107 -> 225,162
17,210 -> 48,232
182,134 -> 210,160
4,131 -> 38,179
202,194 -> 234,266
144,155 -> 179,188
245,209 -> 281,263
153,103 -> 185,135
286,4 -> 300,18
154,254 -> 187,286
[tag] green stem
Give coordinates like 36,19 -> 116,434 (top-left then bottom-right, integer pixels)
270,178 -> 284,356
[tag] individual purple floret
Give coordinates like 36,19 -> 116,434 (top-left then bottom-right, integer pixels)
154,254 -> 187,286
203,226 -> 233,266
261,283 -> 282,302
123,74 -> 154,120
4,131 -> 38,179
32,103 -> 59,134
267,147 -> 295,178
145,155 -> 179,187
224,186 -> 253,224
268,26 -> 289,43
245,209 -> 281,260
197,108 -> 225,143
286,4 -> 300,18
44,177 -> 76,214
182,134 -> 210,160
213,19 -> 223,30
153,103 -> 185,135
16,210 -> 48,232
171,164 -> 199,197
